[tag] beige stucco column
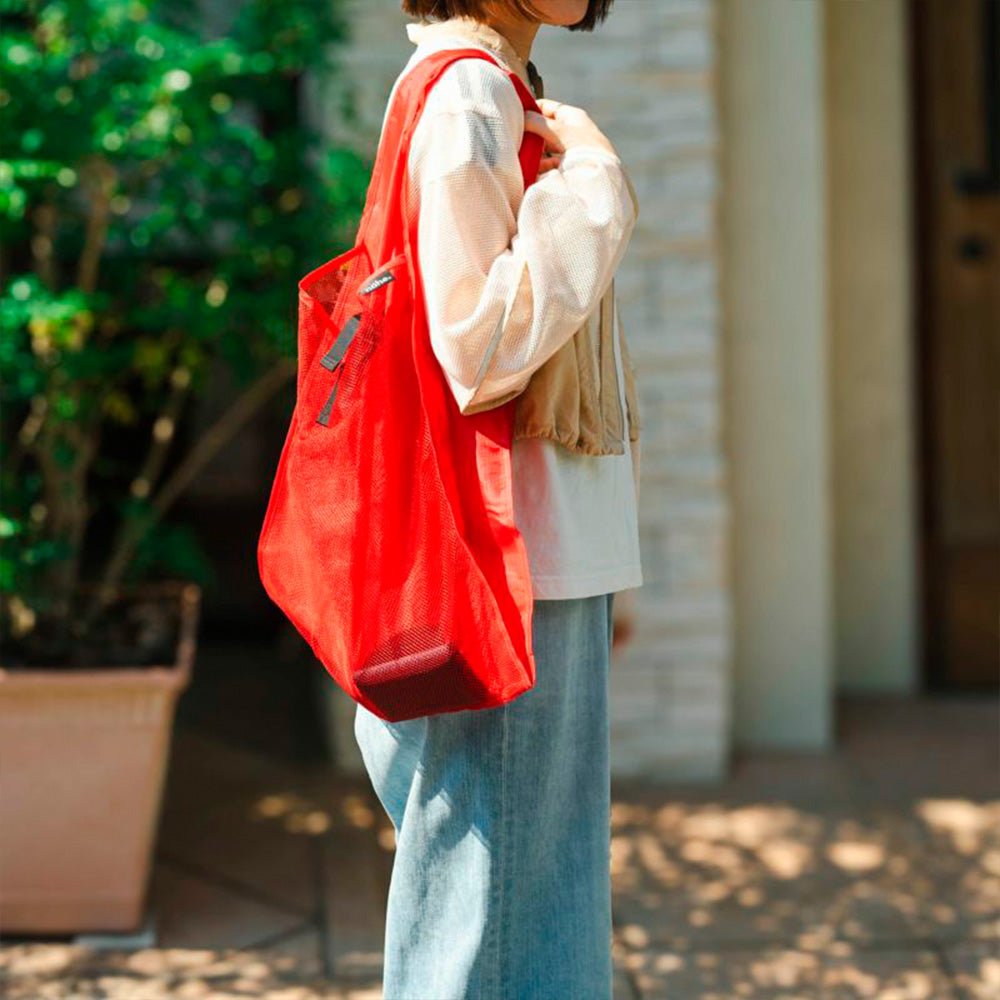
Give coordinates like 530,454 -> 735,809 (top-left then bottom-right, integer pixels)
720,0 -> 834,748
826,0 -> 918,694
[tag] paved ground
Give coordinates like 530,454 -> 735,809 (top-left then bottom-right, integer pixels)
1,639 -> 998,999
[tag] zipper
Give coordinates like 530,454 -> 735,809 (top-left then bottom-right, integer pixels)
611,281 -> 626,441
600,280 -> 626,449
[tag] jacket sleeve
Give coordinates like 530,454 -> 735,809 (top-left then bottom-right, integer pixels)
406,58 -> 638,415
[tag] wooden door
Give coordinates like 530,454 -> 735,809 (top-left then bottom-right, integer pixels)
913,0 -> 1000,688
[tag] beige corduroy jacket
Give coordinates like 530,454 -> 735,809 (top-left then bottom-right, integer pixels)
406,17 -> 642,460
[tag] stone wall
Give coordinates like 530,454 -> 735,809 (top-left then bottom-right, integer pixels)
312,0 -> 731,780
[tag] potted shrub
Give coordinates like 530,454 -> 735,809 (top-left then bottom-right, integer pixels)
0,0 -> 366,933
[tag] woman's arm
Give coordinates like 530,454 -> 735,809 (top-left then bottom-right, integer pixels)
407,58 -> 637,414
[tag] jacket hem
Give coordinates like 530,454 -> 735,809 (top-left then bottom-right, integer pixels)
512,423 -> 628,457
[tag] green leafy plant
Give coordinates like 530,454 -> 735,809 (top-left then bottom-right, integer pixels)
0,0 -> 370,663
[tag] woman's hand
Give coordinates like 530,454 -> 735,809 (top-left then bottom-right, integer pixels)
610,589 -> 637,654
524,97 -> 619,173
611,610 -> 635,652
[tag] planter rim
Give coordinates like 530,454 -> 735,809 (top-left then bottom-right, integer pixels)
0,580 -> 201,688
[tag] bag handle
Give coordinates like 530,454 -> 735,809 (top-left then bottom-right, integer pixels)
357,48 -> 544,255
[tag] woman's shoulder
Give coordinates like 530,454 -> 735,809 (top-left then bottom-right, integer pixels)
411,45 -> 524,125
401,45 -> 527,183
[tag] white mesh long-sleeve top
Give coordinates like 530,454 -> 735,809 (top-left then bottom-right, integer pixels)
385,24 -> 643,600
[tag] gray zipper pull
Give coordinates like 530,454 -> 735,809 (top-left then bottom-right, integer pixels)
316,367 -> 345,426
320,314 -> 361,371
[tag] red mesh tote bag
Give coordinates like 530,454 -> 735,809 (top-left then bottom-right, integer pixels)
257,48 -> 546,722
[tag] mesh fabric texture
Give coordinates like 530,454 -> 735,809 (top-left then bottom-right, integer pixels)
404,58 -> 637,414
257,49 -> 545,722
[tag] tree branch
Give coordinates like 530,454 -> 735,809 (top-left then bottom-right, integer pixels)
77,157 -> 116,294
81,356 -> 296,626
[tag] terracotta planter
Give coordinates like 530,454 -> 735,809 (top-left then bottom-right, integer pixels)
0,580 -> 200,934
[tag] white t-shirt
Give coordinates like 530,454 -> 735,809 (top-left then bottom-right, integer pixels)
383,26 -> 643,600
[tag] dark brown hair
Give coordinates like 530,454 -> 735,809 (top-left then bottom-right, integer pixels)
400,0 -> 614,33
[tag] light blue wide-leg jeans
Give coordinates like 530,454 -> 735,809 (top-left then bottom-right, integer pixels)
353,592 -> 616,1000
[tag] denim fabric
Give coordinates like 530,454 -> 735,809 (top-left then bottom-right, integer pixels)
354,592 -> 616,999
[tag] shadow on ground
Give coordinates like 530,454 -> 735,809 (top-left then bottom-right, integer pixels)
2,639 -> 998,999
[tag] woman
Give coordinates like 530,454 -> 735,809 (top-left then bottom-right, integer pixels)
353,1 -> 641,996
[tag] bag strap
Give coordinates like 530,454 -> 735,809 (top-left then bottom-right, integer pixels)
357,47 -> 545,255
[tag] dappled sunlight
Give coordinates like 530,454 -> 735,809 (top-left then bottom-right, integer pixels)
612,800 -> 826,937
616,939 -> 957,999
6,728 -> 996,997
822,958 -> 940,999
247,788 -> 383,836
0,944 -> 381,999
252,791 -> 333,835
339,793 -> 377,830
953,953 -> 1000,1000
747,951 -> 820,990
611,794 -> 1000,953
0,944 -> 87,981
914,799 -> 1000,930
759,839 -> 813,879
917,799 -> 1000,854
618,946 -> 823,997
376,825 -> 397,851
826,840 -> 886,873
5,787 -> 997,998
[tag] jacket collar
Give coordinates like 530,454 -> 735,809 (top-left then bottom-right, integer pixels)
405,16 -> 543,97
